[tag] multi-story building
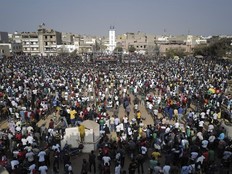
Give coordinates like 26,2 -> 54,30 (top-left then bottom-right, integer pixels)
76,35 -> 96,54
21,32 -> 39,55
38,24 -> 62,56
11,32 -> 22,43
116,32 -> 157,54
62,32 -> 74,45
21,32 -> 40,55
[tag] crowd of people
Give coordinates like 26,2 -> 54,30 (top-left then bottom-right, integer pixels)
0,55 -> 231,174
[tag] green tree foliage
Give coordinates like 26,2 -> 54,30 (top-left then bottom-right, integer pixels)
114,46 -> 123,53
166,48 -> 186,58
128,45 -> 136,53
194,37 -> 231,57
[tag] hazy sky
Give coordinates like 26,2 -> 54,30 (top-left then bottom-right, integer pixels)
1,0 -> 232,36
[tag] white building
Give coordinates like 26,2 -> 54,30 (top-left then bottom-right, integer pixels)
21,32 -> 40,55
108,26 -> 116,53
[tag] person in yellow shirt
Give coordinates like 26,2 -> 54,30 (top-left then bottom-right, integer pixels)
151,149 -> 161,160
78,124 -> 90,142
78,124 -> 85,142
136,110 -> 141,125
69,107 -> 77,126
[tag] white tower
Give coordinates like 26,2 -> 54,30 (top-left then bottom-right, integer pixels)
109,26 -> 116,53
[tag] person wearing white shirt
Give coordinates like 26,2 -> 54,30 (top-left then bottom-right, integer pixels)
26,134 -> 34,145
38,150 -> 46,164
52,143 -> 60,152
200,112 -> 206,120
114,117 -> 120,126
163,164 -> 171,174
102,155 -> 111,166
38,164 -> 48,174
27,126 -> 34,134
141,146 -> 147,155
199,120 -> 204,128
10,158 -> 19,170
213,113 -> 218,120
208,124 -> 214,132
28,163 -> 36,174
115,163 -> 121,174
21,136 -> 28,146
197,132 -> 203,141
116,124 -> 121,136
26,149 -> 35,162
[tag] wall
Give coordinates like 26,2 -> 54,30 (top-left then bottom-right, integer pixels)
61,121 -> 101,153
0,45 -> 10,57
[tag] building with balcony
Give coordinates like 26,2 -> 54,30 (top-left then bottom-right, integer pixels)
38,24 -> 62,56
74,35 -> 97,54
21,32 -> 40,56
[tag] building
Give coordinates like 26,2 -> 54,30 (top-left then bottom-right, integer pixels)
11,32 -> 22,43
74,35 -> 97,54
21,32 -> 40,55
0,43 -> 22,55
38,24 -> 62,56
0,44 -> 10,57
108,26 -> 116,53
0,32 -> 9,43
62,32 -> 74,45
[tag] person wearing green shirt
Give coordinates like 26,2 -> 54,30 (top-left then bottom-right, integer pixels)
99,118 -> 105,131
149,156 -> 158,174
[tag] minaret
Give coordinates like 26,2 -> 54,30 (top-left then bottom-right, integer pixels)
109,26 -> 116,53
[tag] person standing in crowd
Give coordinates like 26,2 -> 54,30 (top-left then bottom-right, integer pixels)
81,159 -> 89,174
89,150 -> 96,173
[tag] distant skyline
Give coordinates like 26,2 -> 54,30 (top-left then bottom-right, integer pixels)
1,0 -> 232,36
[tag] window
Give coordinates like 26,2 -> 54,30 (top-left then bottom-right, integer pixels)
45,42 -> 48,46
50,36 -> 52,39
45,36 -> 47,39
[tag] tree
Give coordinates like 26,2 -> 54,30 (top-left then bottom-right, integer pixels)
128,45 -> 136,53
114,46 -> 123,53
166,48 -> 186,58
193,37 -> 231,57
